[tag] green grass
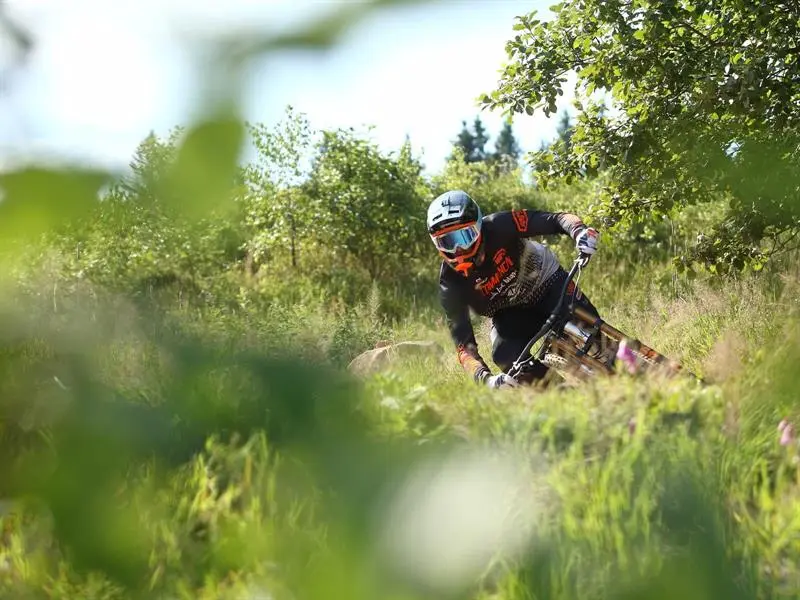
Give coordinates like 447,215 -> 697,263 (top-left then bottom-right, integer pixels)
0,248 -> 799,599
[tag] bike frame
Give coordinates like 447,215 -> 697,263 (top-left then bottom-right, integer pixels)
506,253 -> 683,382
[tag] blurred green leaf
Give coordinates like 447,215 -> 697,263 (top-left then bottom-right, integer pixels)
219,0 -> 440,62
162,114 -> 244,219
0,167 -> 109,245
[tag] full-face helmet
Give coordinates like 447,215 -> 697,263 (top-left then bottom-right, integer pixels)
426,190 -> 485,274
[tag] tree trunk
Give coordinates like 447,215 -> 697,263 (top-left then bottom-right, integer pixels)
290,212 -> 297,268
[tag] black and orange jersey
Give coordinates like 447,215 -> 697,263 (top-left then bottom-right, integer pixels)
438,208 -> 586,381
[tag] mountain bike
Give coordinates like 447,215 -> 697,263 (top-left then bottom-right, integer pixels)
506,253 -> 688,386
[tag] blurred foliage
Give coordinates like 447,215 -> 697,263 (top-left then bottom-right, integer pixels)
1,0 -> 800,598
484,0 -> 800,275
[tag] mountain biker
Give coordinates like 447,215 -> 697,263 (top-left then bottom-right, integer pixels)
428,190 -> 601,389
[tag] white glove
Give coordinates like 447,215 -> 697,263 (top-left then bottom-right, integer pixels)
486,373 -> 519,389
575,227 -> 599,256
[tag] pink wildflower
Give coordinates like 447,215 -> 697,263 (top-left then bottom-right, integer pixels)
616,340 -> 638,374
779,419 -> 795,446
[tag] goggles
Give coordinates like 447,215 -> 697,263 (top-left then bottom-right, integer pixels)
431,222 -> 481,255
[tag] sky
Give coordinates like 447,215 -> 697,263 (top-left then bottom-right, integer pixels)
0,0 -> 577,175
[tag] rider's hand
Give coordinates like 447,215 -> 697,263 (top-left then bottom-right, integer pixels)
575,227 -> 599,257
486,373 -> 519,389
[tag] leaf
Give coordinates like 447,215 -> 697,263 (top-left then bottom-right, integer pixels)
219,0 -> 434,63
0,167 -> 110,245
162,114 -> 245,219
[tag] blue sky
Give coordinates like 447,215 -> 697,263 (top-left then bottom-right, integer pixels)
0,0 -> 574,175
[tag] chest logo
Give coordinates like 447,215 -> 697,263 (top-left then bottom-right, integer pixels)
475,249 -> 515,298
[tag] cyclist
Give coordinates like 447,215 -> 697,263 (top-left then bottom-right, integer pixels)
428,190 -> 601,389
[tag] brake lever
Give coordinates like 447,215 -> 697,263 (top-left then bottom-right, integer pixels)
568,254 -> 589,309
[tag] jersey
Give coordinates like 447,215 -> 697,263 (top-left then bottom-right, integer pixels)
437,208 -> 586,382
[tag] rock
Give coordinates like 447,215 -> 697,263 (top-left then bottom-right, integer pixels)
348,340 -> 445,377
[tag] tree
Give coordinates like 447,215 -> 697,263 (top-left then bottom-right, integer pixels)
482,0 -> 800,274
452,120 -> 477,163
471,115 -> 490,162
121,128 -> 184,204
493,119 -> 522,169
244,106 -> 314,269
451,116 -> 490,163
60,127 -> 246,297
555,110 -> 573,152
306,128 -> 427,281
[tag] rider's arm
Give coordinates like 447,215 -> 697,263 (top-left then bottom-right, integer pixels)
495,208 -> 588,240
440,280 -> 491,384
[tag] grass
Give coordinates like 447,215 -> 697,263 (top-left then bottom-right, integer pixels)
357,255 -> 800,599
0,249 -> 799,599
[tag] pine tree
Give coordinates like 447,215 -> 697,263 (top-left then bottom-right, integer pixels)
556,110 -> 574,151
494,119 -> 521,163
450,116 -> 493,163
123,128 -> 184,203
451,120 -> 477,162
471,116 -> 489,163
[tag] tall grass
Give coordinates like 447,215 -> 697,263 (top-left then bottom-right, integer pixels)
1,235 -> 799,599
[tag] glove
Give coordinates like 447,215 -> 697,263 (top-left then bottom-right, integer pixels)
575,226 -> 599,256
486,373 -> 519,389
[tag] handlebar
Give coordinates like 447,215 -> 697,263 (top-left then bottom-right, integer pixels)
506,252 -> 591,379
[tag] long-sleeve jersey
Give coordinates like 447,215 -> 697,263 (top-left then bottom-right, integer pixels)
438,208 -> 586,382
